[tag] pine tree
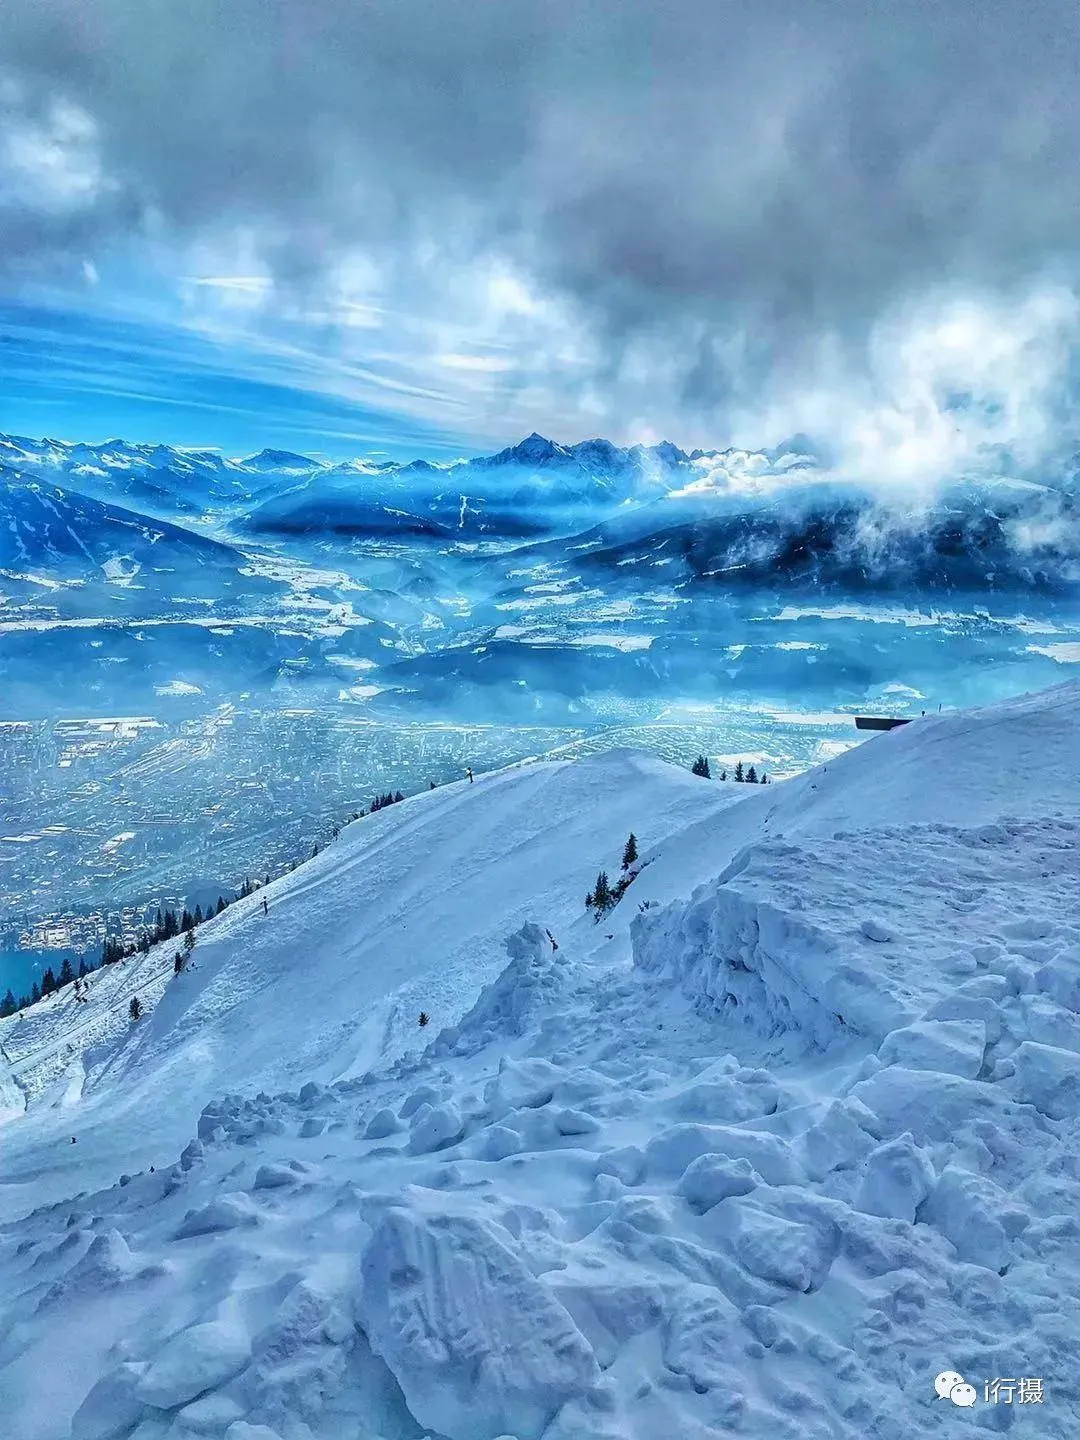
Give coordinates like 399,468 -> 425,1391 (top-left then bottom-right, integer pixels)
78,958 -> 89,979
174,951 -> 184,975
18,994 -> 29,1012
31,981 -> 41,1005
585,892 -> 594,908
430,780 -> 436,790
394,790 -> 404,804
622,833 -> 639,870
747,765 -> 758,784
0,990 -> 15,1018
760,771 -> 768,784
193,904 -> 203,926
42,967 -> 57,995
184,929 -> 197,955
734,761 -> 744,783
180,910 -> 193,932
217,896 -> 227,915
129,996 -> 142,1022
719,769 -> 727,781
593,870 -> 612,912
59,957 -> 74,987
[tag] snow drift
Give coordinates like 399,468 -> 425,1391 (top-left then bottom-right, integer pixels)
1,683 -> 1079,1440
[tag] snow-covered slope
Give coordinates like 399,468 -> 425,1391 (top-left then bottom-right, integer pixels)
2,685 -> 1079,1440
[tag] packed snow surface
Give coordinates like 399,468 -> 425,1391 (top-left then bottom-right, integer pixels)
2,683 -> 1079,1438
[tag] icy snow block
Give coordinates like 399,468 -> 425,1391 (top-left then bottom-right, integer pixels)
733,1207 -> 833,1291
801,1100 -> 878,1181
225,1424 -> 283,1440
485,1057 -> 564,1119
553,1107 -> 600,1137
174,1193 -> 259,1239
676,1155 -> 760,1212
180,1139 -> 204,1170
357,1209 -> 601,1440
365,1106 -> 402,1139
876,1020 -> 986,1079
136,1321 -> 251,1409
924,994 -> 1004,1045
1034,958 -> 1080,1013
855,1133 -> 935,1222
408,1102 -> 465,1155
672,1075 -> 778,1123
920,1165 -> 1011,1272
177,1393 -> 247,1434
252,1163 -> 298,1190
594,1145 -> 645,1186
399,1084 -> 440,1118
71,1362 -> 149,1440
849,1067 -> 1011,1147
645,1124 -> 802,1188
1012,1041 -> 1080,1120
1018,995 -> 1080,1054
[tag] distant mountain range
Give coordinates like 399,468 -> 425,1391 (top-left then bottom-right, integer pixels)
0,429 -> 822,536
2,428 -> 1078,595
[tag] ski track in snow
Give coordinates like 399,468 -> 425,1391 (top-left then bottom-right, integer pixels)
1,684 -> 1079,1439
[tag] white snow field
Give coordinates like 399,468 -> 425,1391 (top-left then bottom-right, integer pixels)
1,681 -> 1079,1439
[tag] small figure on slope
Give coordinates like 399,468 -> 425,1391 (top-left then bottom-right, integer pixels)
466,768 -> 474,784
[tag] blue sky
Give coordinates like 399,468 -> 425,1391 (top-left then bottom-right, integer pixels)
0,298 -> 489,463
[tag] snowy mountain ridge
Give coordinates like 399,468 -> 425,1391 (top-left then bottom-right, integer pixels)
1,684 -> 1079,1439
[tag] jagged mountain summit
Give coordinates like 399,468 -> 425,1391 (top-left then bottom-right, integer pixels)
1,682 -> 1079,1439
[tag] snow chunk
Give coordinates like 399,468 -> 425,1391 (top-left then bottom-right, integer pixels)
645,1123 -> 803,1188
365,1106 -> 402,1139
177,1393 -> 247,1433
676,1155 -> 760,1212
859,918 -> 894,943
732,1206 -> 833,1291
136,1320 -> 251,1409
357,1209 -> 601,1440
1034,957 -> 1080,1013
921,1165 -> 1014,1272
174,1193 -> 259,1238
485,1057 -> 564,1120
553,1107 -> 600,1137
71,1362 -> 148,1440
431,921 -> 569,1058
855,1133 -> 936,1222
252,1162 -> 301,1190
408,1102 -> 465,1154
800,1100 -> 878,1181
1011,1041 -> 1080,1120
877,1019 -> 987,1079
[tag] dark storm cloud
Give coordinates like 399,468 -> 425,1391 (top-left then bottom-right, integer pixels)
4,0 -> 1080,422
